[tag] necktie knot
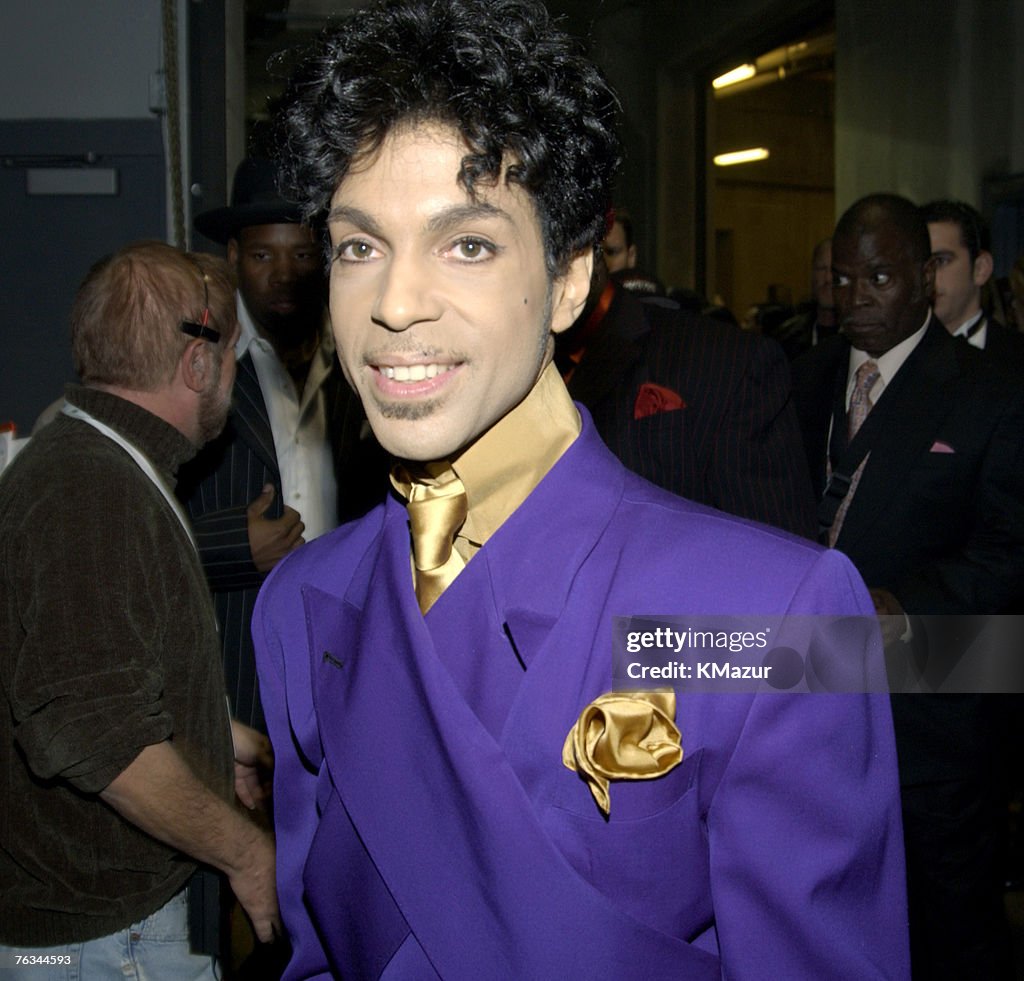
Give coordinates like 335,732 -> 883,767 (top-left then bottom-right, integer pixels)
393,465 -> 468,613
407,474 -> 468,572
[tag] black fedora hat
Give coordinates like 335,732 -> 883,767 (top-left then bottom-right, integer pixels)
194,158 -> 303,244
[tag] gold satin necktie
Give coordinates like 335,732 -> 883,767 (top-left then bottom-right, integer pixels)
401,468 -> 468,614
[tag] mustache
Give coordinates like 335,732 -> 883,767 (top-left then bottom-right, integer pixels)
360,346 -> 468,365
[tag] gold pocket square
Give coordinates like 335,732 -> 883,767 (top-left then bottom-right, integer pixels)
562,689 -> 683,816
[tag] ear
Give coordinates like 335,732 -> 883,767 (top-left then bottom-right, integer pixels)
226,237 -> 240,271
550,250 -> 595,335
626,244 -> 638,269
180,338 -> 212,394
973,250 -> 994,288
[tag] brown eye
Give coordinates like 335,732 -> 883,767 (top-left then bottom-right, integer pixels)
450,237 -> 495,261
337,239 -> 376,261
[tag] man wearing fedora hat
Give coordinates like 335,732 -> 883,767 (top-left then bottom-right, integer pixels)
179,158 -> 384,739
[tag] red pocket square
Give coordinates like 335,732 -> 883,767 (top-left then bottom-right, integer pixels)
929,440 -> 955,454
634,383 -> 686,420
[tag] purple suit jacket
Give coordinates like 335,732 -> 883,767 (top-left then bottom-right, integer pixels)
254,411 -> 909,980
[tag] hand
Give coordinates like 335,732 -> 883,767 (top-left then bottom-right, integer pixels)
229,825 -> 281,944
230,719 -> 273,811
247,484 -> 305,573
869,588 -> 908,647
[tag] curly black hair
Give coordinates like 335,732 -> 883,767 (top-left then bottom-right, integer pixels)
274,0 -> 621,273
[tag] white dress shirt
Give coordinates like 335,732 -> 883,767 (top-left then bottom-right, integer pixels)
951,310 -> 987,350
845,312 -> 932,409
235,294 -> 338,541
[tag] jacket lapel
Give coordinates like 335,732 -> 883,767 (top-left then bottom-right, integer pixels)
836,325 -> 961,551
303,430 -> 720,979
231,354 -> 279,474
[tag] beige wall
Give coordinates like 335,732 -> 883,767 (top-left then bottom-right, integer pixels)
835,0 -> 1024,210
712,73 -> 834,315
714,184 -> 834,316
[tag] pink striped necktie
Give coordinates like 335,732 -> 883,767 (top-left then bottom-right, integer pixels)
829,359 -> 880,547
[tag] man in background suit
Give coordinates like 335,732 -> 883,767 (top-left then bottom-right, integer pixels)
180,159 -> 385,738
602,207 -> 637,274
180,159 -> 386,977
792,193 -> 1024,979
558,265 -> 817,538
922,198 -> 1024,369
773,237 -> 839,360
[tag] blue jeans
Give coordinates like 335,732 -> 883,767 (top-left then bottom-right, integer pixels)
0,889 -> 219,980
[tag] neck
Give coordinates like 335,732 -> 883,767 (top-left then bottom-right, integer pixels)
946,305 -> 983,335
89,383 -> 197,444
257,325 -> 319,397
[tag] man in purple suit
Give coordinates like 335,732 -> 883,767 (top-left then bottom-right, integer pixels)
253,1 -> 909,977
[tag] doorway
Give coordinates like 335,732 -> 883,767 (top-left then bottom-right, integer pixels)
708,24 -> 835,324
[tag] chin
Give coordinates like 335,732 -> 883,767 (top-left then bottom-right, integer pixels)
371,420 -> 474,464
369,422 -> 444,463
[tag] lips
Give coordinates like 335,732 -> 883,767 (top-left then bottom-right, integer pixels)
367,358 -> 463,400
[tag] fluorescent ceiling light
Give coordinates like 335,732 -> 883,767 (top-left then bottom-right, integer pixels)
712,64 -> 756,89
713,147 -> 770,166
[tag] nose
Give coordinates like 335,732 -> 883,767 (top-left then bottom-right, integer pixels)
851,277 -> 873,307
371,253 -> 442,332
268,255 -> 298,285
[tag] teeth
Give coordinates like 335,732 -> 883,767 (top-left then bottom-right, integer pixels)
380,363 -> 454,382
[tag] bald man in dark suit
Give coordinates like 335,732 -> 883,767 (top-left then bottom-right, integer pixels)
793,193 -> 1024,979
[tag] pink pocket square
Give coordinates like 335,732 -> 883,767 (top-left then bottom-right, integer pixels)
634,383 -> 686,421
929,440 -> 955,454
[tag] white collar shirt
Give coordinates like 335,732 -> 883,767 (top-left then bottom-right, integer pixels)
951,310 -> 987,350
235,294 -> 338,541
845,311 -> 932,409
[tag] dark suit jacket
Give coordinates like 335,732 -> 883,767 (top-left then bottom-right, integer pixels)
982,317 -> 1024,372
792,321 -> 1024,780
177,350 -> 386,730
566,286 -> 817,539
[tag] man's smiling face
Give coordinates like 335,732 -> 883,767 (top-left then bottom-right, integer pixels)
326,121 -> 588,462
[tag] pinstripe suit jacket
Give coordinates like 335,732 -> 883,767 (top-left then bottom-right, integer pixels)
177,350 -> 386,730
566,286 -> 817,539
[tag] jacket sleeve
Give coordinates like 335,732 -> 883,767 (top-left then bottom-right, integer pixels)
6,454 -> 177,793
707,548 -> 910,979
252,561 -> 333,980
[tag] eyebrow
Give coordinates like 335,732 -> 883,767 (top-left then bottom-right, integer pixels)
326,205 -> 384,238
424,202 -> 512,235
326,201 -> 513,239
